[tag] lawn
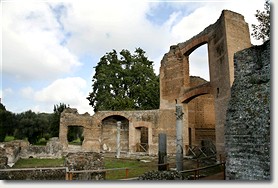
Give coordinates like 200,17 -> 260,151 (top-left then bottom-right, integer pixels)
12,155 -> 222,180
104,157 -> 158,179
12,158 -> 65,168
12,156 -> 158,179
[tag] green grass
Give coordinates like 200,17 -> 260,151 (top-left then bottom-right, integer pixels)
34,138 -> 47,145
68,138 -> 82,145
12,158 -> 65,168
11,156 -> 223,180
4,136 -> 15,142
103,157 -> 157,180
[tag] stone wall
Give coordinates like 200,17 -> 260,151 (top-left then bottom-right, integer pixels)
225,40 -> 270,180
0,140 -> 29,167
0,167 -> 66,180
0,147 -> 8,169
64,152 -> 105,180
20,137 -> 63,159
58,10 -> 253,160
160,10 -> 251,156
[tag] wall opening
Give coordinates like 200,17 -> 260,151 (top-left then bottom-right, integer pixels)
189,44 -> 210,81
101,115 -> 129,153
187,92 -> 216,148
135,127 -> 149,152
67,125 -> 84,146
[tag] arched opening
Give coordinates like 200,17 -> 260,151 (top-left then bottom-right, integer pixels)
185,78 -> 216,157
185,42 -> 216,155
189,44 -> 210,81
101,115 -> 129,153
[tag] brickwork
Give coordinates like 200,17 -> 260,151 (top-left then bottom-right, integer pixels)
160,10 -> 251,156
59,10 -> 251,159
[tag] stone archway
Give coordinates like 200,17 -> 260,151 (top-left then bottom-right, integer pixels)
100,115 -> 129,153
159,10 -> 251,157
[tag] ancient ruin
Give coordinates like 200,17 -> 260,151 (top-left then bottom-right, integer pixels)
0,9 -> 270,181
225,40 -> 270,180
59,10 -> 252,159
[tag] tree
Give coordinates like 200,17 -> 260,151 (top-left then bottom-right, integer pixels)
0,102 -> 17,141
50,103 -> 69,137
251,0 -> 270,42
87,48 -> 159,112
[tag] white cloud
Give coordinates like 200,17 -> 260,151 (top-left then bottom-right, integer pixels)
2,2 -> 81,81
2,88 -> 13,97
62,1 -> 172,62
1,0 -> 267,114
21,86 -> 34,98
33,77 -> 92,114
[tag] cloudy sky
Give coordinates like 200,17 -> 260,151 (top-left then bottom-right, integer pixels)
1,0 -> 266,115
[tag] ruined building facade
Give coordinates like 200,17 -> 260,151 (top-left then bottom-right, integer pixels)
59,10 -> 251,157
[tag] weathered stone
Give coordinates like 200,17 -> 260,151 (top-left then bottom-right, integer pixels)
225,40 -> 270,180
137,170 -> 185,180
0,140 -> 29,167
59,10 -> 251,160
0,167 -> 66,180
20,137 -> 63,159
0,147 -> 8,169
64,152 -> 105,180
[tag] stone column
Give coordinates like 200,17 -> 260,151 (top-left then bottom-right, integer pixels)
158,133 -> 167,171
116,121 -> 121,158
176,103 -> 184,171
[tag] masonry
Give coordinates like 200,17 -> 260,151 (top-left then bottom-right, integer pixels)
59,10 -> 252,159
225,40 -> 270,180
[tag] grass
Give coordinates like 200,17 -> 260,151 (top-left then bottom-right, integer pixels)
4,136 -> 15,142
104,157 -> 158,179
12,155 -> 223,180
68,138 -> 82,145
34,138 -> 47,145
12,158 -> 65,168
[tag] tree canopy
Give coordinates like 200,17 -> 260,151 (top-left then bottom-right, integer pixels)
251,0 -> 270,42
87,48 -> 159,112
0,102 -> 68,143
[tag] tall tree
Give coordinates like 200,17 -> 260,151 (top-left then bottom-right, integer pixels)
0,102 -> 17,141
87,48 -> 159,112
50,103 -> 69,137
251,0 -> 270,42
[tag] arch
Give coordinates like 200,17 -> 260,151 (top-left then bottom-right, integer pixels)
180,82 -> 212,103
180,35 -> 208,56
100,115 -> 129,153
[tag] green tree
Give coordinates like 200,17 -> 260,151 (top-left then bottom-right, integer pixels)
0,102 -> 17,141
50,103 -> 69,137
87,48 -> 159,112
0,103 -> 7,141
251,0 -> 270,42
14,110 -> 51,144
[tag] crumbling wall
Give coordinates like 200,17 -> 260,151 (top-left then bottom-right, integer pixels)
0,167 -> 66,180
64,152 -> 105,180
225,40 -> 270,180
0,140 -> 29,167
160,10 -> 252,156
20,137 -> 63,159
0,147 -> 8,169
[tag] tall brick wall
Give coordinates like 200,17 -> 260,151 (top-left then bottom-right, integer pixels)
225,40 -> 270,180
57,10 -> 253,162
160,10 -> 251,157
